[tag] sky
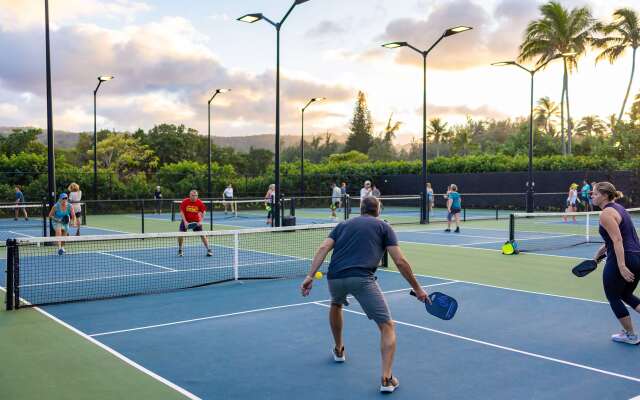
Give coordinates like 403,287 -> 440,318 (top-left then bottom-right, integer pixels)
1,0 -> 639,145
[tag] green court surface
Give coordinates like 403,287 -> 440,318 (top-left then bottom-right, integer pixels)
0,219 -> 622,398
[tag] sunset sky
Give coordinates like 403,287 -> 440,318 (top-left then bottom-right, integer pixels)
1,0 -> 638,145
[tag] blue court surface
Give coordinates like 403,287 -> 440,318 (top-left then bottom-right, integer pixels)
36,269 -> 640,399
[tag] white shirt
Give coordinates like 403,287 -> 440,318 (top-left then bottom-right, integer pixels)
223,187 -> 234,198
360,187 -> 371,199
69,191 -> 82,212
331,187 -> 342,202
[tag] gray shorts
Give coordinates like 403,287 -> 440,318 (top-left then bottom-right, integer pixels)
328,276 -> 391,324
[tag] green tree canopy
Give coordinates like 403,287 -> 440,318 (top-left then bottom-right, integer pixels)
345,91 -> 374,154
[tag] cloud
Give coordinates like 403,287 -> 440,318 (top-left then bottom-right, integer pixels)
418,103 -> 510,121
305,20 -> 348,39
376,0 -> 540,70
0,16 -> 355,135
0,0 -> 151,32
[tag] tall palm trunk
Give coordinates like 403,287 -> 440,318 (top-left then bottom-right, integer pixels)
618,47 -> 638,125
560,80 -> 566,155
564,60 -> 572,155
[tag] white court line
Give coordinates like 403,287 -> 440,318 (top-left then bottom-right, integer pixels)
88,281 -> 458,337
7,230 -> 34,238
0,286 -> 202,400
98,252 -> 176,271
84,225 -> 128,234
313,302 -> 640,384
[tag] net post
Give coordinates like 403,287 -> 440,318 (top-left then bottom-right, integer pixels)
171,201 -> 176,222
140,200 -> 145,234
233,232 -> 239,281
509,214 -> 515,242
13,243 -> 20,309
209,200 -> 213,230
344,195 -> 350,220
6,239 -> 15,310
495,207 -> 499,220
463,208 -> 467,222
290,197 -> 296,217
82,203 -> 87,226
41,197 -> 47,237
586,213 -> 590,243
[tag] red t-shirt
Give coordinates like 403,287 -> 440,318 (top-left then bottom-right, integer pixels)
180,198 -> 206,223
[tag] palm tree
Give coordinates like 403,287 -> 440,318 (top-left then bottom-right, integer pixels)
426,117 -> 448,157
519,1 -> 594,155
592,8 -> 640,126
533,96 -> 560,136
382,113 -> 402,142
575,115 -> 607,138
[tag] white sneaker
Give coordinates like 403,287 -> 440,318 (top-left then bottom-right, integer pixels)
380,376 -> 399,393
611,330 -> 640,345
332,346 -> 345,363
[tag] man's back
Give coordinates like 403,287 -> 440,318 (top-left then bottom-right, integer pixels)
327,216 -> 397,279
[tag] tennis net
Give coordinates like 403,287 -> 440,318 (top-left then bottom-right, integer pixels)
509,208 -> 640,253
0,204 -> 46,232
5,224 -> 334,309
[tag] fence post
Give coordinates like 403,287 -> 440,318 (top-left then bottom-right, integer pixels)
141,199 -> 145,234
6,239 -> 15,310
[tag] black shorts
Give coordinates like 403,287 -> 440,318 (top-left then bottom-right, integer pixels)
179,221 -> 203,232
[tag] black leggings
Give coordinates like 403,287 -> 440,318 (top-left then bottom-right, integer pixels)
603,252 -> 640,319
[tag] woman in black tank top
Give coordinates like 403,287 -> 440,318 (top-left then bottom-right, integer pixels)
592,182 -> 640,345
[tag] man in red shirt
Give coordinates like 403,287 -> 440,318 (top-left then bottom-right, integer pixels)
178,189 -> 212,257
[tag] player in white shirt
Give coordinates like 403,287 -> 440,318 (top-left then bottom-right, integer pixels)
223,184 -> 237,215
360,180 -> 372,209
330,182 -> 342,219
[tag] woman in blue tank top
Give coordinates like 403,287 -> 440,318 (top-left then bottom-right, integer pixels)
47,193 -> 76,255
591,182 -> 640,345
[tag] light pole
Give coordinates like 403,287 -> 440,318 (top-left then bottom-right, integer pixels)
300,97 -> 325,199
207,89 -> 231,198
492,52 -> 573,213
382,25 -> 472,224
44,0 -> 55,208
238,0 -> 313,227
93,75 -> 114,200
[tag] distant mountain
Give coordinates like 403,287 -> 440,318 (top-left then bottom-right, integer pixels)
0,127 -> 349,152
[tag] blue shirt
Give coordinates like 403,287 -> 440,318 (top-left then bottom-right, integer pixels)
15,191 -> 24,202
599,203 -> 640,255
448,192 -> 461,209
327,216 -> 398,279
53,202 -> 72,222
581,184 -> 591,198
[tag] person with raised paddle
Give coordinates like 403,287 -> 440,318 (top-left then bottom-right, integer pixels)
300,196 -> 427,394
591,182 -> 640,345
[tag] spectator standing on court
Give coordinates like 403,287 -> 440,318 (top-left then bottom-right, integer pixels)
301,196 -> 428,393
340,182 -> 347,196
360,180 -> 372,207
591,182 -> 640,345
330,182 -> 342,220
14,185 -> 28,221
68,182 -> 82,236
265,184 -> 276,225
581,180 -> 592,212
445,184 -> 462,233
426,183 -> 434,215
372,184 -> 381,198
48,193 -> 76,255
154,186 -> 163,214
223,184 -> 237,215
177,190 -> 212,257
563,183 -> 580,223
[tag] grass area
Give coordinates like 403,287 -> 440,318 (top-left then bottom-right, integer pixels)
0,303 -> 189,400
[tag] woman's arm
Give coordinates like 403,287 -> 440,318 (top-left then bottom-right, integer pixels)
600,208 -> 634,282
48,206 -> 55,218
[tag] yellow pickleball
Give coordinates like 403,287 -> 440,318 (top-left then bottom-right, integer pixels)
315,271 -> 323,279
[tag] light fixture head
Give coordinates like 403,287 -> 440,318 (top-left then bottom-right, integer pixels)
444,26 -> 472,36
311,97 -> 326,102
491,61 -> 515,66
216,88 -> 231,94
382,41 -> 407,49
238,13 -> 263,23
98,76 -> 114,82
294,0 -> 311,4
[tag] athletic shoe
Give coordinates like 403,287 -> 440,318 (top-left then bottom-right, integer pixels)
206,249 -> 213,257
25,218 -> 29,221
178,249 -> 183,257
611,330 -> 640,345
454,227 -> 460,233
57,247 -> 65,256
332,346 -> 346,363
380,376 -> 399,393
444,228 -> 451,232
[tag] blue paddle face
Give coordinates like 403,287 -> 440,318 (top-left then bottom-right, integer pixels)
187,222 -> 199,230
424,292 -> 458,320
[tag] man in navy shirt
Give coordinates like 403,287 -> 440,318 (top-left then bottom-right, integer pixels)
301,196 -> 427,393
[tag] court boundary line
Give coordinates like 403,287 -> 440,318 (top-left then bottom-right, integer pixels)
312,302 -> 640,383
98,252 -> 177,272
88,281 -> 459,337
0,286 -> 202,400
378,269 -> 610,305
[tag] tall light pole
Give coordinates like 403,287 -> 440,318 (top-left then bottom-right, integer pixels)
44,0 -> 55,207
382,25 -> 472,224
93,75 -> 114,200
238,0 -> 313,227
492,52 -> 573,213
300,97 -> 325,199
207,88 -> 231,198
